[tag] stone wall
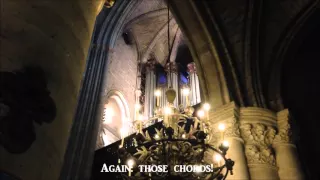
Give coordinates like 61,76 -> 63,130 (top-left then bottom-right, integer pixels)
96,35 -> 138,147
0,1 -> 103,180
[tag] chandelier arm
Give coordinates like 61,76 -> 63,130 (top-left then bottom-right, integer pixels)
206,144 -> 227,161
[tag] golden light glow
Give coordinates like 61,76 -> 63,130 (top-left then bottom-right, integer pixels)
105,0 -> 115,8
197,110 -> 205,118
195,165 -> 202,173
164,107 -> 172,115
120,127 -> 128,137
203,103 -> 210,111
154,90 -> 161,97
222,140 -> 229,147
214,154 -> 222,162
135,104 -> 141,110
182,88 -> 190,96
127,159 -> 135,168
154,134 -> 160,139
103,107 -> 113,124
137,114 -> 144,121
182,134 -> 186,138
218,123 -> 226,132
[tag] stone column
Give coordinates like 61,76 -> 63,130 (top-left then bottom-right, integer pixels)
273,109 -> 304,180
187,62 -> 201,105
240,107 -> 280,180
59,0 -> 142,179
209,102 -> 250,180
166,62 -> 179,107
144,61 -> 156,119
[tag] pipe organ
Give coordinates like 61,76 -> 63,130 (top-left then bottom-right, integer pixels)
140,62 -> 201,120
143,61 -> 156,120
187,62 -> 201,105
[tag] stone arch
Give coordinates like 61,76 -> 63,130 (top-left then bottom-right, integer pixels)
139,18 -> 175,64
59,0 -> 142,179
267,1 -> 319,111
105,90 -> 131,128
98,90 -> 131,147
169,0 -> 243,108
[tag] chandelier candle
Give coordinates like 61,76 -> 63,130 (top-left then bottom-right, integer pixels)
182,88 -> 190,106
120,127 -> 126,147
218,123 -> 226,141
138,115 -> 142,133
155,90 -> 161,107
197,110 -> 205,131
127,159 -> 134,177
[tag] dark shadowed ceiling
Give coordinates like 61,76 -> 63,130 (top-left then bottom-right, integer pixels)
122,0 -> 185,66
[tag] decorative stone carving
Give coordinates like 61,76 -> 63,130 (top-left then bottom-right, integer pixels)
208,102 -> 241,145
145,59 -> 156,72
240,123 -> 276,166
224,117 -> 241,138
187,62 -> 197,73
165,62 -> 178,74
245,145 -> 275,165
208,117 -> 241,146
274,117 -> 293,144
208,102 -> 250,179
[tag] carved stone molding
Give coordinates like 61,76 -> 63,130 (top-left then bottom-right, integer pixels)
187,62 -> 197,74
273,109 -> 293,144
165,62 -> 179,74
240,123 -> 277,166
239,107 -> 278,166
208,102 -> 241,145
145,59 -> 156,72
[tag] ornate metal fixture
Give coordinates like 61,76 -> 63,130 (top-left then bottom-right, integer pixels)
105,0 -> 115,8
117,89 -> 234,179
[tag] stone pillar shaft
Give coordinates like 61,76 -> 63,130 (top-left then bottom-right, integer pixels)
209,102 -> 250,180
187,62 -> 201,105
273,109 -> 305,180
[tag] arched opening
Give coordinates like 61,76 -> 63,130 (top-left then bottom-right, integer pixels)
97,90 -> 131,148
281,9 -> 320,180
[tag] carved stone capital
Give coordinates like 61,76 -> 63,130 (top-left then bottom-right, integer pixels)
165,62 -> 178,74
187,62 -> 197,73
273,109 -> 293,144
145,60 -> 156,72
239,107 -> 278,166
240,123 -> 277,166
208,102 -> 241,144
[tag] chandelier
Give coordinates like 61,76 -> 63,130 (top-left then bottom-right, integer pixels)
117,88 -> 234,179
116,1 -> 234,179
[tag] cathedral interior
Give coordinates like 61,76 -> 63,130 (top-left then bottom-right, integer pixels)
0,0 -> 320,180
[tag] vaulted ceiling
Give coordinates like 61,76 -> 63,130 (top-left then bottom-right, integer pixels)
123,0 -> 184,66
